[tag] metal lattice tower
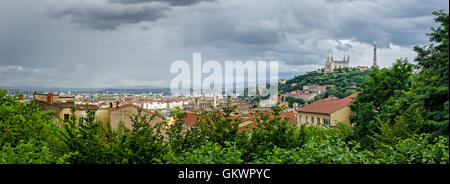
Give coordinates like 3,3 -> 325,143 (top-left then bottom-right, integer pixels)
371,42 -> 379,68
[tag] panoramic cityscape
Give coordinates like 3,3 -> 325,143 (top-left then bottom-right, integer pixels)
4,42 -> 382,129
0,0 -> 449,179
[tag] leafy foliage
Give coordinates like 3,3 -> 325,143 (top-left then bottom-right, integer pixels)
60,108 -> 111,164
0,90 -> 61,148
284,96 -> 305,107
164,141 -> 244,164
0,140 -> 71,164
413,10 -> 449,137
350,59 -> 415,147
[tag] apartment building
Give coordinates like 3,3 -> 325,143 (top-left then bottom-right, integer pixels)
34,92 -> 109,125
296,93 -> 357,127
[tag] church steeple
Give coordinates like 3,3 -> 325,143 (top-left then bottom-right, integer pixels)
371,42 -> 379,69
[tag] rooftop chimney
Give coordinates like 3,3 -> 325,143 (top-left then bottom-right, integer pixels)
47,93 -> 53,104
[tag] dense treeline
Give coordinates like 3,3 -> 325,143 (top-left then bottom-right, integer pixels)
1,11 -> 448,164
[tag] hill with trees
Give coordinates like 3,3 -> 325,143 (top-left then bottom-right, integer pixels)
279,67 -> 370,99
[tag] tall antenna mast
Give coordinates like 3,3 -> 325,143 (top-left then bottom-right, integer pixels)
371,42 -> 379,68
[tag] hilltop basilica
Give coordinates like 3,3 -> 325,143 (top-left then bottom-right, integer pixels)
322,43 -> 379,73
323,55 -> 350,73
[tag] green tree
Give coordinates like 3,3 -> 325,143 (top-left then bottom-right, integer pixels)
164,141 -> 244,164
194,97 -> 244,148
166,111 -> 206,154
119,109 -> 167,164
0,90 -> 67,163
0,90 -> 62,148
413,10 -> 449,136
60,107 -> 110,164
285,96 -> 304,107
0,140 -> 71,164
240,104 -> 307,162
350,59 -> 414,148
170,107 -> 185,118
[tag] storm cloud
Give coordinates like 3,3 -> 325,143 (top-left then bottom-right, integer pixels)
109,0 -> 215,6
0,0 -> 448,88
47,1 -> 170,30
47,0 -> 217,30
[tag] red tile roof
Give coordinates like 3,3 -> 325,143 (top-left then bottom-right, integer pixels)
304,85 -> 325,89
181,112 -> 243,127
236,111 -> 297,133
182,112 -> 198,126
296,93 -> 357,115
281,112 -> 297,124
180,110 -> 298,134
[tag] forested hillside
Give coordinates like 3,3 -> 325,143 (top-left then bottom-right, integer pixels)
279,67 -> 370,98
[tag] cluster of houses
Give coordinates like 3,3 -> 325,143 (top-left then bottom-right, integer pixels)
28,45 -> 383,132
33,88 -> 358,133
280,84 -> 336,106
33,92 -> 163,130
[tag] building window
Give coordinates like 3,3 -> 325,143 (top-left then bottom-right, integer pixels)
306,116 -> 308,123
317,117 -> 320,125
323,119 -> 330,128
311,116 -> 314,124
299,115 -> 302,123
64,114 -> 69,122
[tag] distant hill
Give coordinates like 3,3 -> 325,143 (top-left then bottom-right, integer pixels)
279,67 -> 371,98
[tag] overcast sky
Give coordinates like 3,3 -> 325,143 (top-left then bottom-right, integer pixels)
0,0 -> 448,88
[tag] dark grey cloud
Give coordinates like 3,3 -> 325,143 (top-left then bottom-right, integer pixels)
233,31 -> 281,45
109,0 -> 214,6
48,2 -> 171,30
325,0 -> 444,48
48,0 -> 216,30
